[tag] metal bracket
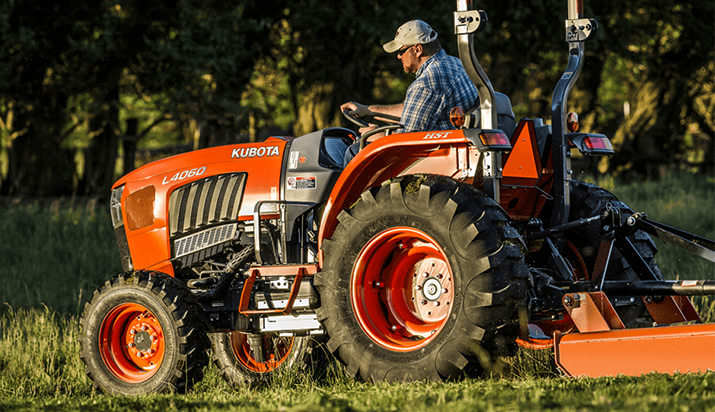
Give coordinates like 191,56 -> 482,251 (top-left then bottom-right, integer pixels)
565,18 -> 598,42
238,265 -> 317,315
454,10 -> 487,35
643,295 -> 701,325
562,292 -> 625,333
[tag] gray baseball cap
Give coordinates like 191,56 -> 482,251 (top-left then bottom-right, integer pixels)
382,20 -> 438,53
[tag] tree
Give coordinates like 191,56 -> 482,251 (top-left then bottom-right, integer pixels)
0,1 -> 88,196
597,0 -> 715,176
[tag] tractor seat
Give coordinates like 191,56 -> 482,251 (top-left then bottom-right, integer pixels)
465,92 -> 517,138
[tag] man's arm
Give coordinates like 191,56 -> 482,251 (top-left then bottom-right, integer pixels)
366,103 -> 403,123
340,102 -> 403,124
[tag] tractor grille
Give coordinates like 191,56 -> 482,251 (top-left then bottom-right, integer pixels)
168,173 -> 246,238
174,223 -> 237,259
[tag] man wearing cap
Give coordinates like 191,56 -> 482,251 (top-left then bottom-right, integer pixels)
341,19 -> 479,138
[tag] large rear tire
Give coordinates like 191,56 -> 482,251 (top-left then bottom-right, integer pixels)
566,181 -> 663,327
80,271 -> 210,395
209,332 -> 311,387
316,175 -> 529,382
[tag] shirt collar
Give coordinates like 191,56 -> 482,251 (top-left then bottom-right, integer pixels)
415,49 -> 446,78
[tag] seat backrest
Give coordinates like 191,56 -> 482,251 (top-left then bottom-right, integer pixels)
465,92 -> 517,137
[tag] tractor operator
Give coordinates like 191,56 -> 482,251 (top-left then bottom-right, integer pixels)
341,19 -> 479,163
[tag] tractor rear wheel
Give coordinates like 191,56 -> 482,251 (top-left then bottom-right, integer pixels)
566,181 -> 663,327
209,331 -> 310,387
80,271 -> 209,395
316,175 -> 529,382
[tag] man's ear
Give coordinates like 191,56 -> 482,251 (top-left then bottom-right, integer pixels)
414,44 -> 423,58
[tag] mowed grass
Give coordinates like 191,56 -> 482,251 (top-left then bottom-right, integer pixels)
0,173 -> 714,410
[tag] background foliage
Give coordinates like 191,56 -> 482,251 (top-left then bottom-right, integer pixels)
0,0 -> 712,197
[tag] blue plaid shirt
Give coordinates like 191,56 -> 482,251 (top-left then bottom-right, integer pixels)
400,49 -> 479,133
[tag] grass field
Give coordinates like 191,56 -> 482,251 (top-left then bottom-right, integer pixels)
1,173 -> 713,410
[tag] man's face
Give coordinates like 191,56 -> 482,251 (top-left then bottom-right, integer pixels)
397,44 -> 420,74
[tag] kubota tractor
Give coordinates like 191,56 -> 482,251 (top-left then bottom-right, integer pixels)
80,0 -> 715,395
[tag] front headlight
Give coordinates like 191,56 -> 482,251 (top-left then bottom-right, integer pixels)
110,185 -> 124,229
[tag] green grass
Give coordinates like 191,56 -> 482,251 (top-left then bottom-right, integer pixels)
0,198 -> 122,315
1,307 -> 714,410
0,173 -> 714,410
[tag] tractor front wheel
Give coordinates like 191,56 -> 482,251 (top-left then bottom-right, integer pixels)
316,175 -> 529,382
209,331 -> 310,387
80,271 -> 209,395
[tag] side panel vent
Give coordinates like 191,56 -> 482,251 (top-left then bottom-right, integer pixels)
172,223 -> 238,268
169,173 -> 246,238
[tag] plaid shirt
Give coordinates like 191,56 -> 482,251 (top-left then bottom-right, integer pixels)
400,49 -> 479,133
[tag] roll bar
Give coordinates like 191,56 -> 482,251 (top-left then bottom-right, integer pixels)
549,0 -> 598,227
454,0 -> 500,201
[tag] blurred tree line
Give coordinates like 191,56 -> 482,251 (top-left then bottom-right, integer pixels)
0,0 -> 712,197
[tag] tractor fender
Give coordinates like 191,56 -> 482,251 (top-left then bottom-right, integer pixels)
317,129 -> 473,263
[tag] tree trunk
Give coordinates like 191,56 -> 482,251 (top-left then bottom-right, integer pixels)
294,83 -> 342,137
607,76 -> 687,178
82,81 -> 120,197
4,96 -> 75,197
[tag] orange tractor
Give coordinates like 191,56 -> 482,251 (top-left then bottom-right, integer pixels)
80,0 -> 715,395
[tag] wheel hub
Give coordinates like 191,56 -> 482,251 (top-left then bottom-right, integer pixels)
421,277 -> 443,301
125,314 -> 162,363
132,331 -> 152,352
351,227 -> 455,351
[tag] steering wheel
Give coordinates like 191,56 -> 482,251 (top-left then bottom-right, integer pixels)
342,108 -> 371,128
341,108 -> 403,148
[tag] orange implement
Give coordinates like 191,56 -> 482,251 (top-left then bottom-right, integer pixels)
554,323 -> 715,377
553,292 -> 715,377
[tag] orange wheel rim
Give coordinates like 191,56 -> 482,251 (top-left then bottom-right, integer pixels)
351,227 -> 455,351
230,332 -> 294,373
99,303 -> 165,383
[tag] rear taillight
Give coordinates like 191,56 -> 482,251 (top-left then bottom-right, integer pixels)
567,133 -> 615,155
464,129 -> 512,151
583,136 -> 613,151
479,131 -> 510,148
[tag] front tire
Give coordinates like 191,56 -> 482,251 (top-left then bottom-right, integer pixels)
209,332 -> 310,387
80,271 -> 209,395
316,175 -> 529,382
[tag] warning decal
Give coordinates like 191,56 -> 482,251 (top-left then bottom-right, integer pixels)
287,176 -> 316,190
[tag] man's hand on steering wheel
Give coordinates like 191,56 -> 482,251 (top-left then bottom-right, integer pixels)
340,101 -> 371,120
